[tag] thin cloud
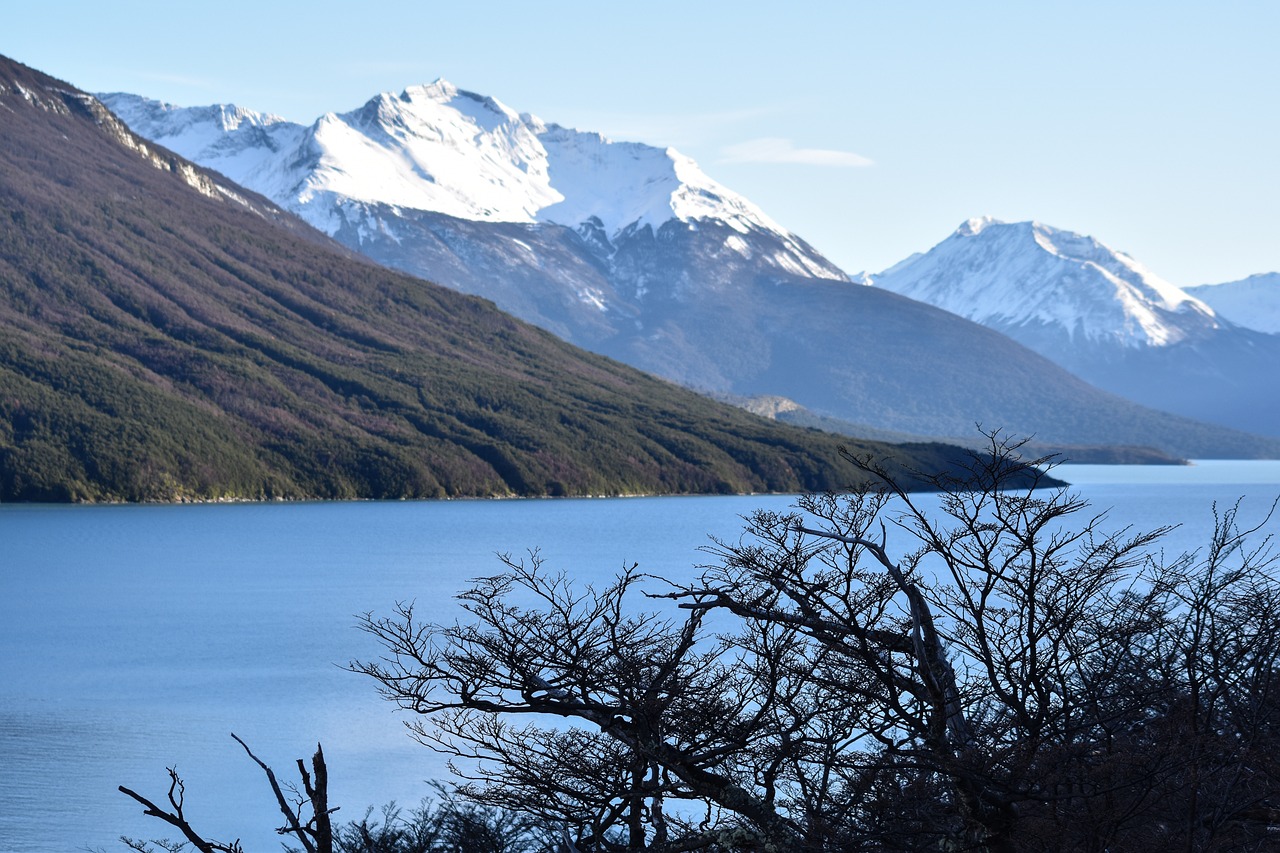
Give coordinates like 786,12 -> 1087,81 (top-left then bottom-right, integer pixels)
720,137 -> 873,167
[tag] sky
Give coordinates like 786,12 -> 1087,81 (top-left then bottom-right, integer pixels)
4,0 -> 1277,286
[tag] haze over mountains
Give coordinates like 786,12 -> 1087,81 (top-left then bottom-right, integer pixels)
868,219 -> 1280,437
101,82 -> 1279,457
4,54 -> 990,502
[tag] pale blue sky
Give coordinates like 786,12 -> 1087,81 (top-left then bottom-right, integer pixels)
5,1 -> 1277,285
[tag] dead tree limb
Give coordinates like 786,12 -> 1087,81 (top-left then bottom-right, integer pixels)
121,736 -> 335,853
118,767 -> 243,853
231,733 -> 335,853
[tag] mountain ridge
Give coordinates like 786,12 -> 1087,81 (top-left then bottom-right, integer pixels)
3,53 -> 982,502
100,80 -> 1280,458
869,218 -> 1280,437
869,217 -> 1223,348
1187,273 -> 1280,335
101,81 -> 844,281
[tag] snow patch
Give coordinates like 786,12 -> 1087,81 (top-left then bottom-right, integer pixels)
577,287 -> 608,311
958,215 -> 997,236
724,234 -> 752,258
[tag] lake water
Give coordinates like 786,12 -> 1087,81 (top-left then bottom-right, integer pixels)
3,460 -> 1279,853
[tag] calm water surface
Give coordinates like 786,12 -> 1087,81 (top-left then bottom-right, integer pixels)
3,461 -> 1279,852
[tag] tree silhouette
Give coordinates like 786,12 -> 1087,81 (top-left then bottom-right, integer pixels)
355,434 -> 1280,851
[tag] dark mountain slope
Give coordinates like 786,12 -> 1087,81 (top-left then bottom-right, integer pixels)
101,87 -> 1280,459
0,55 -> 981,502
350,207 -> 1280,459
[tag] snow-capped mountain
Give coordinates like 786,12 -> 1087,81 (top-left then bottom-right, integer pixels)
868,218 -> 1280,437
869,217 -> 1223,349
101,82 -> 839,281
1187,273 -> 1280,335
101,85 -> 1280,452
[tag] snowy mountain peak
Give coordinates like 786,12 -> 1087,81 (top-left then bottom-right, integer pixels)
958,215 -> 998,236
103,94 -> 287,137
384,78 -> 525,128
402,78 -> 459,102
100,82 -> 831,280
870,218 -> 1221,348
1188,272 -> 1280,335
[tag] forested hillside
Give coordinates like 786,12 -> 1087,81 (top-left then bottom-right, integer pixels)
0,56 -> 982,502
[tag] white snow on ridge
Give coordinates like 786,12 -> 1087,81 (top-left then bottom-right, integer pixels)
869,218 -> 1222,348
101,94 -> 304,187
1187,273 -> 1280,334
306,84 -> 561,223
100,80 -> 810,254
535,125 -> 683,233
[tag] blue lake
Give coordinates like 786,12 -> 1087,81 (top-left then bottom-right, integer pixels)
3,461 -> 1279,852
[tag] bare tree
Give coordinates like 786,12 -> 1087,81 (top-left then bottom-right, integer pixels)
670,436 -> 1280,851
347,433 -> 1280,851
120,735 -> 336,853
119,766 -> 246,853
119,738 -> 569,853
353,562 -> 802,851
